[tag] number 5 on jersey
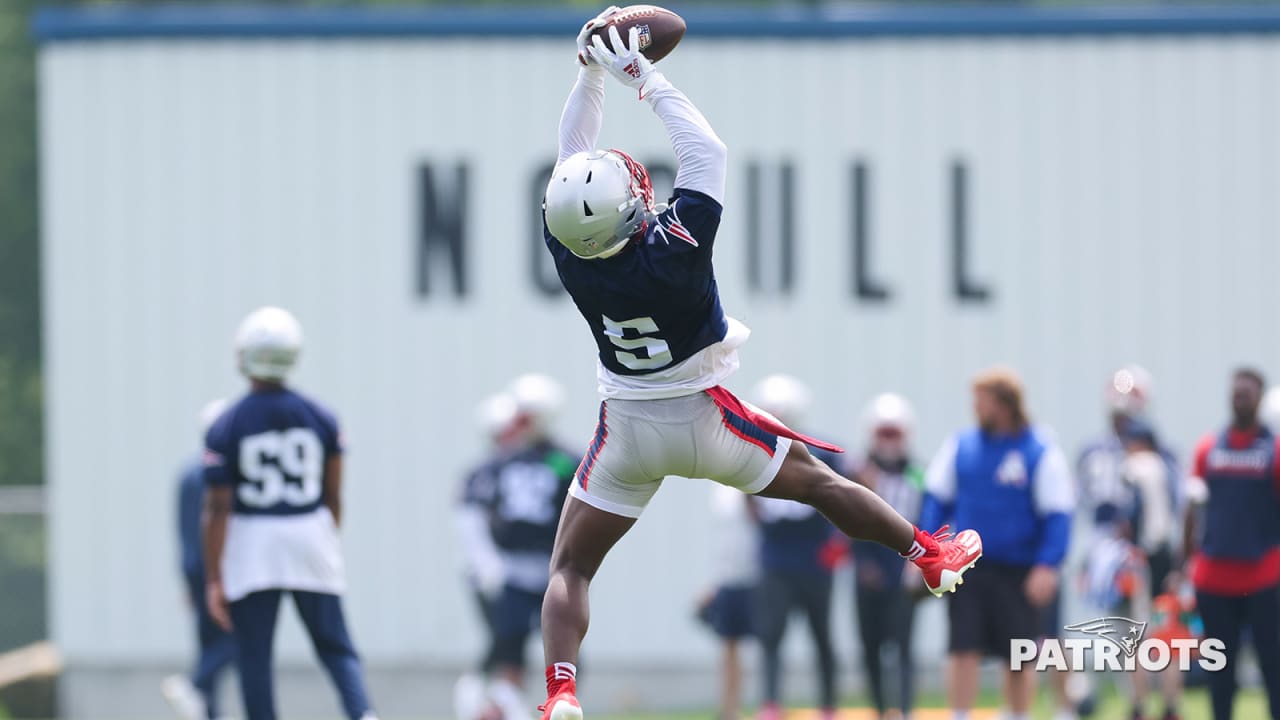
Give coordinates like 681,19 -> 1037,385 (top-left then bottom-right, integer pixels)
602,315 -> 672,371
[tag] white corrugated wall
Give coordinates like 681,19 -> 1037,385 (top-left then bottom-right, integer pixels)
38,29 -> 1280,710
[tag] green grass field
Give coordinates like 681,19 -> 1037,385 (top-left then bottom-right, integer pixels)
0,687 -> 1265,720
594,687 -> 1266,720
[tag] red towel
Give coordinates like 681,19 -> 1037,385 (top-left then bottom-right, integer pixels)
705,385 -> 844,454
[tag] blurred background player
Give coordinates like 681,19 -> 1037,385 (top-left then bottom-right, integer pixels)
1184,368 -> 1280,720
1080,418 -> 1184,720
163,398 -> 237,720
922,367 -> 1074,720
1079,366 -> 1181,581
1078,366 -> 1156,523
537,11 -> 982,719
1119,420 -> 1184,720
747,375 -> 843,720
695,484 -> 758,720
456,375 -> 578,720
1076,366 -> 1183,718
849,393 -> 923,720
455,390 -> 521,720
202,307 -> 378,720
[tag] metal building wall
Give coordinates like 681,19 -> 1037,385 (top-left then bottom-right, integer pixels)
38,14 -> 1280,713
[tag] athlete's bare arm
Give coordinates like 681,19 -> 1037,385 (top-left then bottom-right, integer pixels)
323,455 -> 343,527
202,485 -> 233,630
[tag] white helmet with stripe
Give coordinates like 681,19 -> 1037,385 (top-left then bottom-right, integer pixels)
199,398 -> 229,435
475,391 -> 519,443
235,306 -> 303,381
862,392 -> 915,462
751,374 -> 812,427
1107,364 -> 1153,415
544,149 -> 655,260
509,373 -> 566,435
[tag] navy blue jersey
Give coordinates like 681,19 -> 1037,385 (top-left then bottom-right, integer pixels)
203,387 -> 342,517
544,189 -> 728,376
461,441 -> 578,553
177,458 -> 205,577
754,441 -> 842,575
851,455 -> 925,590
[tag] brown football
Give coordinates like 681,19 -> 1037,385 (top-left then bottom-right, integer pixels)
591,5 -> 686,63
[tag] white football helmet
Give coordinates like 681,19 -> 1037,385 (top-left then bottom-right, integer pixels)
863,393 -> 915,436
751,374 -> 812,427
234,306 -> 303,381
198,398 -> 229,436
475,392 -> 518,442
510,373 -> 565,422
544,149 -> 655,260
863,392 -> 914,462
1107,364 -> 1153,415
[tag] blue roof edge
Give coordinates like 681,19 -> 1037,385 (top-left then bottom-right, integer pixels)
32,4 -> 1280,42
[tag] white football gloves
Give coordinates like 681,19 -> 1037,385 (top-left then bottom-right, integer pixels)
589,25 -> 660,96
576,6 -> 621,69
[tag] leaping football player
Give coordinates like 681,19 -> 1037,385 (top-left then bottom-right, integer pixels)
537,8 -> 985,720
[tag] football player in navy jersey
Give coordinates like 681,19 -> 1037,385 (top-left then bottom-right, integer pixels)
456,375 -> 579,720
748,376 -> 844,720
455,390 -> 521,720
202,307 -> 377,720
536,10 -> 984,719
163,399 -> 237,720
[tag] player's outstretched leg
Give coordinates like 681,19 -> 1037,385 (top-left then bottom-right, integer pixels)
540,496 -> 637,720
758,442 -> 982,596
292,591 -> 376,720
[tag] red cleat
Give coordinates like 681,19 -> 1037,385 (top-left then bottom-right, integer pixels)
539,684 -> 582,720
914,526 -> 983,597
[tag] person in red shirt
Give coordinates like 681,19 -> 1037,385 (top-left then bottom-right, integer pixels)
1185,367 -> 1280,720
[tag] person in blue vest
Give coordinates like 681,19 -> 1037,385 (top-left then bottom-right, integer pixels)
163,399 -> 237,720
850,393 -> 924,720
1185,367 -> 1280,720
747,375 -> 844,720
922,368 -> 1074,720
202,306 -> 377,720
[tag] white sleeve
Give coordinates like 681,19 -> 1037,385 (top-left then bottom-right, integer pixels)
556,68 -> 607,168
925,435 -> 959,502
454,505 -> 503,580
1033,445 -> 1076,515
642,74 -> 728,205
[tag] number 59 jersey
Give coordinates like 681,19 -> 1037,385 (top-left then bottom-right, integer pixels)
545,188 -> 750,400
203,387 -> 346,600
203,387 -> 342,516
